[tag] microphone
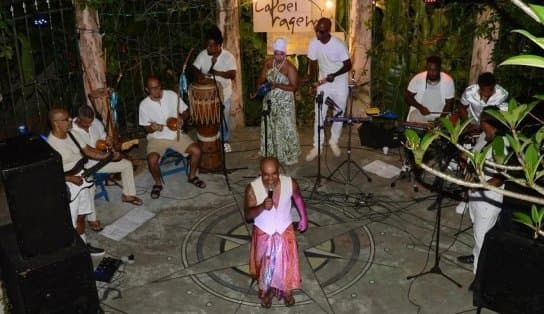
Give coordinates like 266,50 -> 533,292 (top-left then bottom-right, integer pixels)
268,184 -> 273,199
316,91 -> 324,105
208,58 -> 216,74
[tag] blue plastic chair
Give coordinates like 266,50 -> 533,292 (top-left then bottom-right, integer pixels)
94,173 -> 111,201
159,148 -> 189,182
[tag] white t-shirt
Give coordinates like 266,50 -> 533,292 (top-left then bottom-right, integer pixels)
139,90 -> 188,140
192,48 -> 236,101
71,118 -> 106,167
47,133 -> 83,172
406,71 -> 455,122
307,36 -> 350,86
461,84 -> 508,124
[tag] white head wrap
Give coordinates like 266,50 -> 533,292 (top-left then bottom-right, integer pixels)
272,38 -> 287,53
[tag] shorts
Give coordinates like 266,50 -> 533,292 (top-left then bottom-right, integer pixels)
147,135 -> 194,157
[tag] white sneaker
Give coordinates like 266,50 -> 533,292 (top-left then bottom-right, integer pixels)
330,144 -> 341,157
305,147 -> 320,162
224,143 -> 232,153
455,201 -> 467,214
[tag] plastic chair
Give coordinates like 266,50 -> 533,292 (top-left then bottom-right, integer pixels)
159,148 -> 189,182
94,173 -> 111,201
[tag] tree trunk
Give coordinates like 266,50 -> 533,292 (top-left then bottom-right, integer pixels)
74,3 -> 114,138
348,0 -> 373,117
217,0 -> 244,128
469,6 -> 499,84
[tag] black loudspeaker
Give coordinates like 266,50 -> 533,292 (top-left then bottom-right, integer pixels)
473,227 -> 544,314
0,135 -> 74,258
0,224 -> 100,314
358,121 -> 400,149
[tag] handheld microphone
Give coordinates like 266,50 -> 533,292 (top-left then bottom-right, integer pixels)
268,184 -> 273,199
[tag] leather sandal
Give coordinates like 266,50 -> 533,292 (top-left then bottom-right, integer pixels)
188,176 -> 206,189
284,295 -> 295,307
150,185 -> 163,199
88,220 -> 104,232
122,195 -> 143,206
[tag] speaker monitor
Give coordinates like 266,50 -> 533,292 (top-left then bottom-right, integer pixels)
0,224 -> 100,314
0,135 -> 74,258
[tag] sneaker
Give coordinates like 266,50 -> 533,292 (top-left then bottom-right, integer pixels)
224,143 -> 232,153
330,144 -> 341,157
457,254 -> 474,264
455,201 -> 467,214
305,147 -> 320,162
87,243 -> 105,257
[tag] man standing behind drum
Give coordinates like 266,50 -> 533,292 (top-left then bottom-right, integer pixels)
405,55 -> 455,123
139,76 -> 206,199
190,26 -> 237,153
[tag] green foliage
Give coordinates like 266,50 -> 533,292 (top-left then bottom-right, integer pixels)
370,0 -> 476,119
513,205 -> 544,239
0,8 -> 13,60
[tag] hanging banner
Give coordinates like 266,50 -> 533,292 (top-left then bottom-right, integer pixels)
253,0 -> 336,34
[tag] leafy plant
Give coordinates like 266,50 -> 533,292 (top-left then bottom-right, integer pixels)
405,1 -> 544,238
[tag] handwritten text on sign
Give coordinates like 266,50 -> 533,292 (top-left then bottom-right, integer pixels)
253,0 -> 335,34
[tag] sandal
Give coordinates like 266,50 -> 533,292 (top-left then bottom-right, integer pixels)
150,185 -> 163,199
122,195 -> 143,206
188,176 -> 206,189
260,295 -> 272,309
88,220 -> 104,232
284,295 -> 295,307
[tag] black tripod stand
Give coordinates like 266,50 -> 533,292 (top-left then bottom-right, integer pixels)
326,81 -> 371,194
406,154 -> 462,288
209,70 -> 246,190
309,91 -> 327,199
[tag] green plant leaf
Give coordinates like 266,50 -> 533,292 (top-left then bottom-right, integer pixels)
513,212 -> 537,232
491,136 -> 506,164
500,55 -> 544,69
505,133 -> 521,154
531,205 -> 540,226
516,101 -> 538,128
440,118 -> 454,136
529,4 -> 544,24
484,106 -> 512,129
404,129 -> 421,150
511,29 -> 544,50
523,144 -> 541,184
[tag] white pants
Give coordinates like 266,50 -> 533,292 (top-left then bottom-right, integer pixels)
313,82 -> 348,147
88,158 -> 136,221
468,189 -> 502,274
67,182 -> 92,228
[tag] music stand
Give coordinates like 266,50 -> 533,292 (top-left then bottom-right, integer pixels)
209,70 -> 246,190
406,151 -> 462,288
309,91 -> 326,199
326,80 -> 371,195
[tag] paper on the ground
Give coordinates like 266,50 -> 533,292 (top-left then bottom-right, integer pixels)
363,160 -> 401,179
100,207 -> 155,241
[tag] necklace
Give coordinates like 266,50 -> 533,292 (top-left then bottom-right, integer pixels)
272,58 -> 286,72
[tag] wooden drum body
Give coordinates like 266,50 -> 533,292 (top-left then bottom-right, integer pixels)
189,82 -> 223,172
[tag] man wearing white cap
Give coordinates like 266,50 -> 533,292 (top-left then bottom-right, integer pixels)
306,17 -> 352,161
255,38 -> 300,165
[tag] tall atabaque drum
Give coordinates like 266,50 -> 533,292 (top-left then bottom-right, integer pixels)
189,82 -> 223,172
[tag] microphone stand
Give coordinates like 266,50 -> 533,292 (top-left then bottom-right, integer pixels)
326,79 -> 371,197
208,62 -> 246,190
406,148 -> 462,288
309,91 -> 326,199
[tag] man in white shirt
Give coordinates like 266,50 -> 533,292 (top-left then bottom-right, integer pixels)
72,105 -> 143,222
191,26 -> 237,153
305,17 -> 352,161
139,76 -> 206,199
460,72 -> 508,126
456,109 -> 507,274
405,55 -> 455,123
46,108 -> 108,256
